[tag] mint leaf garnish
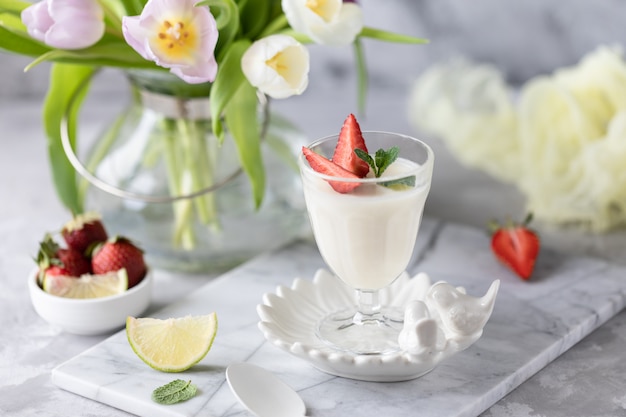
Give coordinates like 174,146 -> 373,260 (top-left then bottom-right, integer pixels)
374,147 -> 399,177
355,146 -> 415,189
354,148 -> 374,171
152,379 -> 197,405
355,146 -> 399,177
381,176 -> 416,190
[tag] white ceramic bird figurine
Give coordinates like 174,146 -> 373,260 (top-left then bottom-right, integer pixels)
425,279 -> 500,339
398,300 -> 440,355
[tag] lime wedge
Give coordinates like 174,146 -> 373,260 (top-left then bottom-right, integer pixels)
126,313 -> 218,372
43,269 -> 128,299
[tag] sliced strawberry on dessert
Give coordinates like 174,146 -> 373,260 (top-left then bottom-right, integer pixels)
61,212 -> 108,254
302,146 -> 361,193
332,113 -> 370,178
36,234 -> 91,286
91,236 -> 147,289
489,214 -> 540,280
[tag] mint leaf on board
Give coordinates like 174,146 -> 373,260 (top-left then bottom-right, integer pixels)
152,379 -> 197,405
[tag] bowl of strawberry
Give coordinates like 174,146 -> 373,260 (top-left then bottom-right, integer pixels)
28,213 -> 152,335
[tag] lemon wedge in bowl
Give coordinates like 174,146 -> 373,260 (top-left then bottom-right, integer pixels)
29,268 -> 152,335
126,313 -> 218,372
43,269 -> 128,298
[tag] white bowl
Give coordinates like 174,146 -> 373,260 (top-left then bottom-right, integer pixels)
28,268 -> 153,335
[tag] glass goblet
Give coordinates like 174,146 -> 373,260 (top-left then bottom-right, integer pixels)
299,131 -> 434,355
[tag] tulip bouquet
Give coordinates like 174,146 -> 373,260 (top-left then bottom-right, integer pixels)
0,0 -> 425,251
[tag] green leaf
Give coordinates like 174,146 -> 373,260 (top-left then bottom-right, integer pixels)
197,0 -> 239,57
95,0 -> 124,30
79,111 -> 128,204
355,146 -> 399,177
275,28 -> 312,43
239,0 -> 271,39
0,21 -> 50,56
209,38 -> 250,141
197,0 -> 234,30
152,380 -> 197,405
98,0 -> 136,19
356,146 -> 414,190
380,176 -> 416,190
265,113 -> 303,173
78,41 -> 154,65
354,148 -> 375,172
0,10 -> 25,28
0,0 -> 29,13
23,42 -> 156,71
353,39 -> 368,115
359,27 -> 429,44
103,0 -> 141,17
375,146 -> 398,176
225,82 -> 265,208
258,13 -> 288,38
43,64 -> 96,215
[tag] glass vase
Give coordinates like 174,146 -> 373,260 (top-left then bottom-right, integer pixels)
77,70 -> 308,273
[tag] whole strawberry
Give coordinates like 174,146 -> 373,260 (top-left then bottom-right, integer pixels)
489,213 -> 540,280
91,236 -> 146,288
61,212 -> 108,254
36,234 -> 91,286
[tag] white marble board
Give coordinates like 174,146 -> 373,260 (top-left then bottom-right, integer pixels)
51,218 -> 626,417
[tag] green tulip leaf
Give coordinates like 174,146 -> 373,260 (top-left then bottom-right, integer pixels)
43,64 -> 96,215
209,38 -> 250,142
353,39 -> 368,115
0,18 -> 49,56
0,0 -> 29,13
197,0 -> 239,56
359,27 -> 429,44
115,0 -> 144,16
225,82 -> 265,209
23,42 -> 156,71
239,0 -> 271,39
359,26 -> 430,44
258,13 -> 289,38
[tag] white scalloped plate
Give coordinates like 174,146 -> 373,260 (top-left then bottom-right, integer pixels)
257,269 -> 493,382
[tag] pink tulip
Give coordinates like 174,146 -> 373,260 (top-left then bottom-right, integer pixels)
21,0 -> 105,50
122,0 -> 219,84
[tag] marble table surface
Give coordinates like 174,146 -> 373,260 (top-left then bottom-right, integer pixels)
49,219 -> 626,417
2,82 -> 626,417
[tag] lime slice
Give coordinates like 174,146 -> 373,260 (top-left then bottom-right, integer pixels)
43,269 -> 128,299
126,313 -> 218,372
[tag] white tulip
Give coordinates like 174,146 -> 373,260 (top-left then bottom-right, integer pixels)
282,0 -> 363,46
241,34 -> 310,99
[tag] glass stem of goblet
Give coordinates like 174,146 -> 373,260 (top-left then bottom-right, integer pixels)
353,289 -> 383,324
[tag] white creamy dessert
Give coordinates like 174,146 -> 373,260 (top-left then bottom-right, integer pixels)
302,157 -> 430,291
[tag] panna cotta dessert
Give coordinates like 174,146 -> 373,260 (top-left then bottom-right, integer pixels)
299,114 -> 434,355
301,157 -> 430,290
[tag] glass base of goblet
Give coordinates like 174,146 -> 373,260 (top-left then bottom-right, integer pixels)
316,306 -> 405,355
